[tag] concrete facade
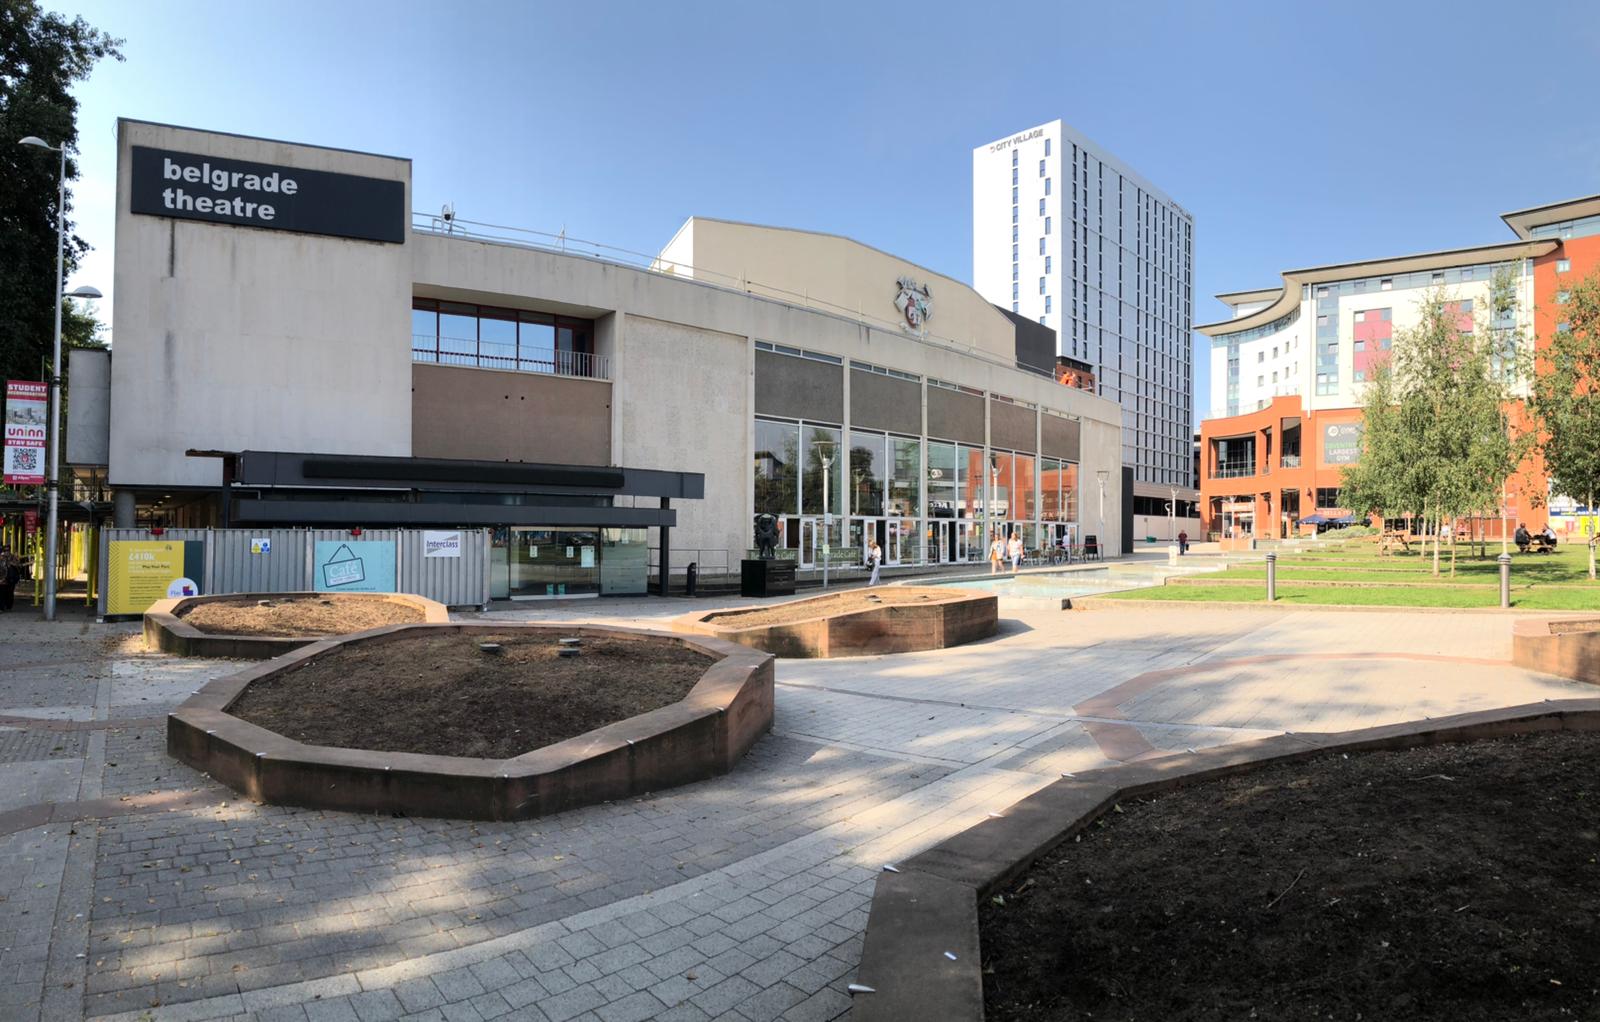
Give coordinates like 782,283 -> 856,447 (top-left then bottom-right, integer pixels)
109,120 -> 414,489
88,120 -> 1129,575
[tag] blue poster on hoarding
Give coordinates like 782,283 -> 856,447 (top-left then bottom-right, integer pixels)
313,540 -> 397,593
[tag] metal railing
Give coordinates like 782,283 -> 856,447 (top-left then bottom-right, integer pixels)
411,337 -> 610,380
1280,454 -> 1302,468
409,213 -> 1016,372
1212,465 -> 1257,479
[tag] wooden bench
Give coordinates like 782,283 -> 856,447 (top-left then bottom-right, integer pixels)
1378,532 -> 1411,556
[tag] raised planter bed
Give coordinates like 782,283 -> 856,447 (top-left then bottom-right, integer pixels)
143,592 -> 449,658
1512,616 -> 1600,684
850,698 -> 1600,1021
166,623 -> 774,820
676,586 -> 997,658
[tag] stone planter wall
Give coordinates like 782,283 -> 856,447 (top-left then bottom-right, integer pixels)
677,588 -> 997,658
166,623 -> 775,821
143,592 -> 450,658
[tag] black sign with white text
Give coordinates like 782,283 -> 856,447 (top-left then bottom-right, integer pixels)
129,146 -> 405,243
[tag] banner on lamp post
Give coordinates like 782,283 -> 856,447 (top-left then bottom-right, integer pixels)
4,380 -> 48,485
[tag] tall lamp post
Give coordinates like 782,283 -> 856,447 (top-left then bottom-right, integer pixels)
1096,469 -> 1108,559
989,454 -> 1000,554
19,135 -> 102,622
815,439 -> 835,589
1169,485 -> 1177,543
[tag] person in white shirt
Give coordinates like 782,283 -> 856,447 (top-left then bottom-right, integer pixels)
1006,533 -> 1023,573
867,538 -> 882,585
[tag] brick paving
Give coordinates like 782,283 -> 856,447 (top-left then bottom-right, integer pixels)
0,597 -> 1590,1021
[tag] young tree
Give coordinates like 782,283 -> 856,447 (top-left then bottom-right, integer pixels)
1531,267 -> 1600,580
1342,268 -> 1531,575
0,2 -> 122,382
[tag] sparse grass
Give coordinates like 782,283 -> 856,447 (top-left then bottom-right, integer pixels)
1102,579 -> 1600,610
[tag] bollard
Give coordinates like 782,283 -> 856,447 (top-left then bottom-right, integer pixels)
1498,553 -> 1511,609
686,561 -> 698,598
1266,552 -> 1277,602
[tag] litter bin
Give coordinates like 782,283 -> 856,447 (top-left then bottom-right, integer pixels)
686,561 -> 697,597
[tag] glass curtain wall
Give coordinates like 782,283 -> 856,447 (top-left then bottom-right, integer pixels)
754,417 -> 1074,565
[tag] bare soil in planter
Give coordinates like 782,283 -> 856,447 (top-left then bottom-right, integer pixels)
980,730 -> 1600,1021
176,596 -> 423,637
229,632 -> 713,758
707,587 -> 967,628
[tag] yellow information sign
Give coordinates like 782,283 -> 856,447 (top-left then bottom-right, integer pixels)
106,540 -> 204,616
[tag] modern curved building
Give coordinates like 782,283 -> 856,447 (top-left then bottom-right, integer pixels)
1197,193 -> 1600,540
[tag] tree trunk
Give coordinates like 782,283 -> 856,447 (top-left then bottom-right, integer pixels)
1431,504 -> 1441,576
1590,493 -> 1597,582
1449,527 -> 1457,577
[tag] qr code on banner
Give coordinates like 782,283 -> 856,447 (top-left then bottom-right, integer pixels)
9,447 -> 41,473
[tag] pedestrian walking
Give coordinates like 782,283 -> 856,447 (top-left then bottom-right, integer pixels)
988,534 -> 1005,575
0,548 -> 18,613
1007,532 -> 1023,573
867,538 -> 882,586
1178,529 -> 1188,556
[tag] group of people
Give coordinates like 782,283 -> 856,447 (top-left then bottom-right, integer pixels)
987,533 -> 1026,574
1514,523 -> 1560,553
0,548 -> 21,612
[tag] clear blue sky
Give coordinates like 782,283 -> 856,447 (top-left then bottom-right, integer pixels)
49,0 -> 1600,424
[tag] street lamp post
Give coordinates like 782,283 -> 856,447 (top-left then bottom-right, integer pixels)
1096,469 -> 1108,558
19,136 -> 102,622
816,440 -> 835,590
1169,485 -> 1177,543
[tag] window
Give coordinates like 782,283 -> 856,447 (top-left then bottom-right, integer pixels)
1011,168 -> 1018,185
1012,265 -> 1018,281
1432,271 -> 1445,283
1558,290 -> 1571,304
1044,216 -> 1052,234
1044,256 -> 1052,273
1256,375 -> 1264,386
1380,278 -> 1393,291
1045,296 -> 1052,313
1039,159 -> 1045,176
411,298 -> 597,377
1257,351 -> 1264,362
1044,138 -> 1051,156
1039,237 -> 1046,255
1558,258 -> 1572,273
1012,243 -> 1018,260
1012,150 -> 1017,166
1012,301 -> 1019,312
1272,371 -> 1279,382
1012,283 -> 1019,300
1012,225 -> 1018,242
1012,207 -> 1018,224
1039,277 -> 1046,294
1316,487 -> 1343,509
1012,186 -> 1018,203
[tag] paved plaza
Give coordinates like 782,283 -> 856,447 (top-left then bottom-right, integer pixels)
0,597 -> 1591,1022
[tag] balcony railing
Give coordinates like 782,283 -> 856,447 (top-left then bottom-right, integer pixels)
1280,454 -> 1302,468
1212,465 -> 1257,479
411,336 -> 610,380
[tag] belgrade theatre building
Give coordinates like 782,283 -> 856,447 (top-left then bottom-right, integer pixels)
77,120 -> 1125,596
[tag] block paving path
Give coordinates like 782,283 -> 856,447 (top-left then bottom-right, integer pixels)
0,598 -> 1589,1021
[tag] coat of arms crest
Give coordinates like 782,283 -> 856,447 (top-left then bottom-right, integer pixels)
894,277 -> 933,333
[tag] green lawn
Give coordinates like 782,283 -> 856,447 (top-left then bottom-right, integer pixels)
1102,540 -> 1600,609
1100,582 -> 1600,610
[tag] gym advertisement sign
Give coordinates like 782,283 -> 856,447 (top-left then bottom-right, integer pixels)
129,146 -> 404,243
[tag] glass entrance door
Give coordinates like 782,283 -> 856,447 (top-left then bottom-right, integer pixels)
510,528 -> 599,598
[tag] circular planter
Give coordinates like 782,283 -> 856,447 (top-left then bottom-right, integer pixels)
676,587 -> 998,658
166,623 -> 774,821
143,591 -> 450,658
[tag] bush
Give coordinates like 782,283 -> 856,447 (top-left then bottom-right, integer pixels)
1322,525 -> 1378,538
